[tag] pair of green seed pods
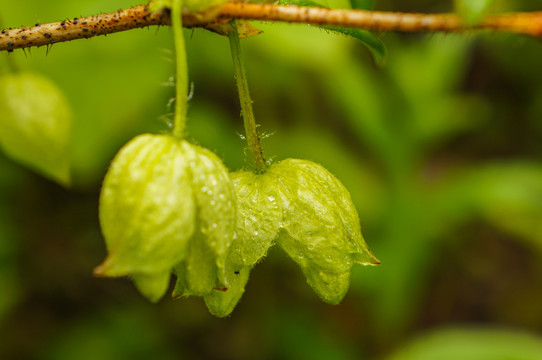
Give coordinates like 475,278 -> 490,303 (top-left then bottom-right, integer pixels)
95,133 -> 380,317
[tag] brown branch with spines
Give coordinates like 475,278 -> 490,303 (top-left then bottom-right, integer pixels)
1,2 -> 542,52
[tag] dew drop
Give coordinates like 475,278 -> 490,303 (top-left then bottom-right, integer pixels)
189,161 -> 196,167
166,97 -> 175,110
210,200 -> 216,206
267,195 -> 276,202
161,76 -> 175,87
201,186 -> 208,193
187,81 -> 195,101
261,131 -> 276,140
254,231 -> 259,236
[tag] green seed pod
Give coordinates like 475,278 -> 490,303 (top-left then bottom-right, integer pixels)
194,167 -> 284,317
231,158 -> 379,305
228,171 -> 282,267
172,231 -> 220,297
95,134 -> 235,302
171,144 -> 236,297
271,159 -> 380,304
0,72 -> 71,186
174,168 -> 282,315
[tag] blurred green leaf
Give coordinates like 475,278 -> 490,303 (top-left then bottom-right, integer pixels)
350,0 -> 375,10
388,35 -> 482,148
319,25 -> 387,66
279,0 -> 386,65
434,162 -> 542,249
0,72 -> 71,186
2,0 -> 174,188
387,328 -> 542,360
454,0 -> 496,25
471,163 -> 542,247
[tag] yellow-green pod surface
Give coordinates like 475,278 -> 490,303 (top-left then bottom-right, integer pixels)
96,134 -> 235,302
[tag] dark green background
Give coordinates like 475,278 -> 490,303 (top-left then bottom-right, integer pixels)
1,0 -> 542,359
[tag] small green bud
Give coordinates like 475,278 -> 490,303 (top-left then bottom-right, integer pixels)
0,72 -> 71,186
231,158 -> 379,305
95,134 -> 235,303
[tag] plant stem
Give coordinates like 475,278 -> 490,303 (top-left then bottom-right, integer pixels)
172,0 -> 188,139
228,22 -> 266,173
2,5 -> 542,52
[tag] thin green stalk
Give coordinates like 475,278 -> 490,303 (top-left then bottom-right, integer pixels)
228,22 -> 266,172
172,0 -> 188,139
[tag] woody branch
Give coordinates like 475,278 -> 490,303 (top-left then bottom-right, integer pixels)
1,2 -> 542,52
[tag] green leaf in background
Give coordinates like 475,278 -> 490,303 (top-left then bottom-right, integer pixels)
470,163 -> 542,248
350,0 -> 375,10
0,72 -> 71,186
320,25 -> 387,66
454,0 -> 496,25
387,328 -> 542,360
279,0 -> 387,66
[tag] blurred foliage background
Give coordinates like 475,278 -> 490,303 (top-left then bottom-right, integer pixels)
2,0 -> 542,359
